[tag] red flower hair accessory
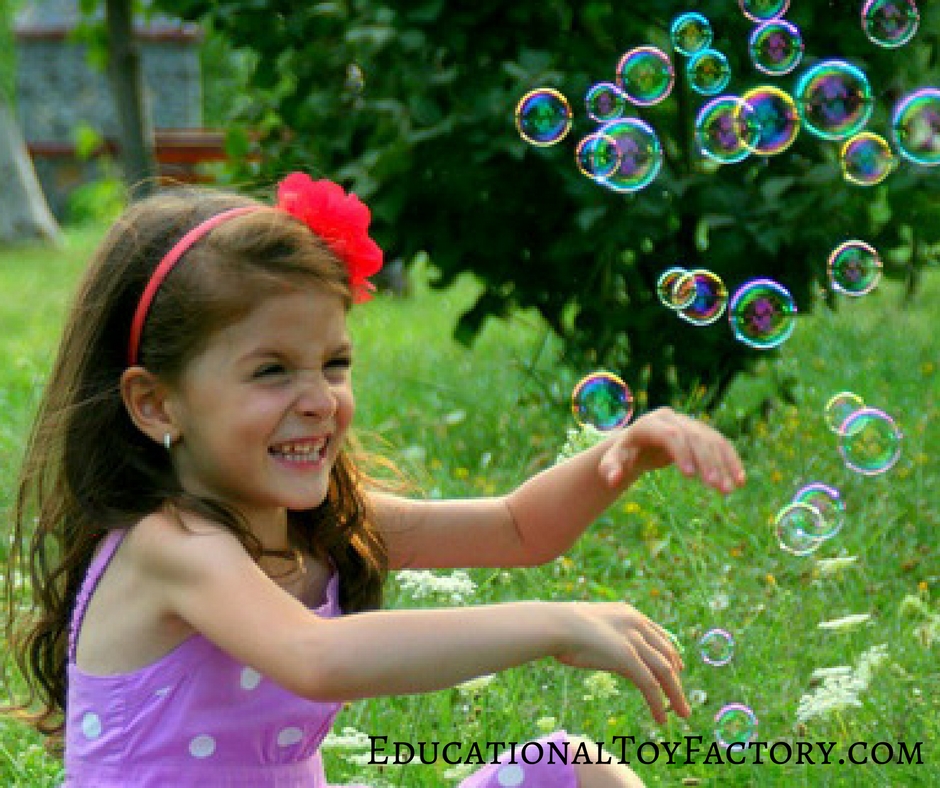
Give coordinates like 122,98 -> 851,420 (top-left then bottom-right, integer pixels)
276,173 -> 384,302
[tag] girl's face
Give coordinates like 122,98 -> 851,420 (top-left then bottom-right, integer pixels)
165,286 -> 354,534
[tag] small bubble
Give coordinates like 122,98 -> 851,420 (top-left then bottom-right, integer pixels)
515,88 -> 573,146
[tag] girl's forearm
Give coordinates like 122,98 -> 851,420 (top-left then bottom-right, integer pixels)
505,432 -> 637,563
300,601 -> 571,701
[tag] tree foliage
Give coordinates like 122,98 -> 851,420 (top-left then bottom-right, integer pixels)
161,0 -> 940,409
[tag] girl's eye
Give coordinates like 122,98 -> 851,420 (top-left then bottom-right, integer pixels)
327,357 -> 352,371
255,363 -> 287,378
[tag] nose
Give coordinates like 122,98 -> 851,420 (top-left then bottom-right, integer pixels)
295,373 -> 337,419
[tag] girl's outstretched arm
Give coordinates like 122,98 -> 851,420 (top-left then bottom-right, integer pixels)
136,514 -> 689,723
373,407 -> 746,569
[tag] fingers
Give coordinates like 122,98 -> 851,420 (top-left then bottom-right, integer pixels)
626,408 -> 746,494
622,631 -> 691,724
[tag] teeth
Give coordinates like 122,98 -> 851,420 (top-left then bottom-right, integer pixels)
271,438 -> 327,460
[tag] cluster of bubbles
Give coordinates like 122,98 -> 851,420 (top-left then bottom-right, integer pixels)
541,0 -> 927,755
514,0 -> 939,189
775,482 -> 846,555
825,391 -> 903,475
657,269 -> 798,349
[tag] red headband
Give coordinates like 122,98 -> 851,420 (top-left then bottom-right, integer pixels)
126,174 -> 384,366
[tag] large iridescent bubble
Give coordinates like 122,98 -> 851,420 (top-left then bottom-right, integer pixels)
597,118 -> 664,193
741,85 -> 801,155
828,240 -> 883,296
616,46 -> 675,106
728,278 -> 797,349
585,82 -> 627,124
571,372 -> 635,431
892,88 -> 940,166
679,270 -> 729,326
862,0 -> 920,49
840,132 -> 897,185
695,96 -> 761,164
749,19 -> 804,76
795,60 -> 874,141
688,49 -> 731,96
838,407 -> 903,475
739,0 -> 789,23
515,88 -> 573,146
671,12 -> 713,56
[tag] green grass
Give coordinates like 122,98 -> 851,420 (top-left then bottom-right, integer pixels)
1,226 -> 938,786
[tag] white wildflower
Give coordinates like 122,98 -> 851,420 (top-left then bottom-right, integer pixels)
343,752 -> 377,766
817,613 -> 871,631
321,726 -> 372,749
396,569 -> 476,603
815,556 -> 858,575
457,673 -> 496,694
810,666 -> 853,681
583,671 -> 620,701
555,424 -> 607,464
796,643 -> 888,724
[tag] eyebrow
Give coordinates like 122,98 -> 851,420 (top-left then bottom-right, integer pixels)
239,340 -> 354,363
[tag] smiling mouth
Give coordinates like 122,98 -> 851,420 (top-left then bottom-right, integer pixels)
268,437 -> 329,463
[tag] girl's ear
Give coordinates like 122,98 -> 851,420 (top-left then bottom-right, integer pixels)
120,366 -> 179,446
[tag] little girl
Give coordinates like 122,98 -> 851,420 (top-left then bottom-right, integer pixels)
3,173 -> 745,787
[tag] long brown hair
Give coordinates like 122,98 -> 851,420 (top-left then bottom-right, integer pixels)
2,185 -> 387,738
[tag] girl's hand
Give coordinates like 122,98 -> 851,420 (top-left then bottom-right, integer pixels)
598,407 -> 746,494
556,602 -> 690,724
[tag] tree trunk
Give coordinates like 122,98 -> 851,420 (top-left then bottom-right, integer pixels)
105,0 -> 158,196
0,100 -> 60,244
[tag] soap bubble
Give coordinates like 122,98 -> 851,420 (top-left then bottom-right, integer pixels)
839,407 -> 903,475
793,483 -> 846,540
824,391 -> 866,434
828,240 -> 883,296
795,60 -> 874,141
841,132 -> 898,185
657,267 -> 697,309
575,133 -> 622,180
699,628 -> 735,666
616,46 -> 675,106
775,502 -> 826,556
892,88 -> 940,166
571,372 -> 635,431
597,118 -> 664,193
715,703 -> 759,749
678,270 -> 729,326
728,278 -> 797,349
862,0 -> 920,48
671,12 -> 713,56
749,19 -> 804,76
739,0 -> 789,23
741,85 -> 801,155
688,49 -> 732,96
585,82 -> 627,123
695,96 -> 761,164
515,88 -> 573,146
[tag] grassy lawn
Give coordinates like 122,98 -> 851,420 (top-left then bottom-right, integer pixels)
0,225 -> 938,786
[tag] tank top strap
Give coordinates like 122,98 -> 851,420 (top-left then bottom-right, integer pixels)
68,529 -> 128,662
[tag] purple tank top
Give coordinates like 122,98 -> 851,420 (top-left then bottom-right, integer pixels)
64,528 -> 352,787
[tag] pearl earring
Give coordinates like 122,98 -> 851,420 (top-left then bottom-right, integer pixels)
163,433 -> 173,450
